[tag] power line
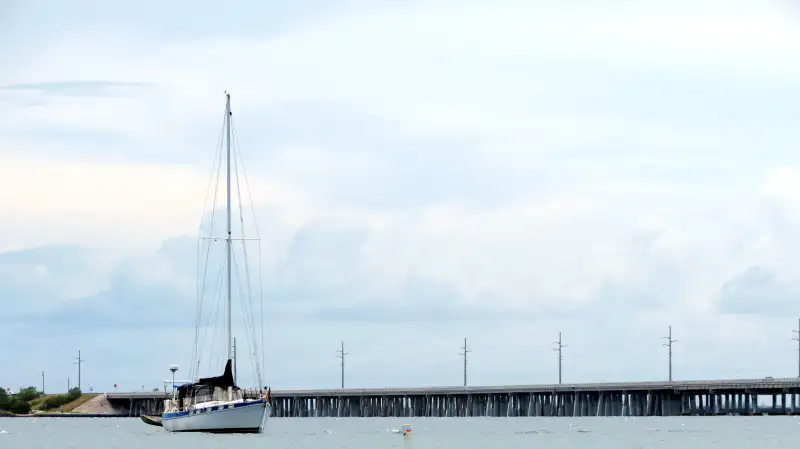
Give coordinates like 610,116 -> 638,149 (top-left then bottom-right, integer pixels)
74,350 -> 84,392
458,337 -> 472,387
661,325 -> 678,381
793,318 -> 800,378
335,341 -> 348,389
553,332 -> 566,384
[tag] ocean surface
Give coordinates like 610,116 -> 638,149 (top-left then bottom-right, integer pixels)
1,416 -> 798,448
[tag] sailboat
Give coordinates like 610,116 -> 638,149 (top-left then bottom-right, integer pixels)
160,92 -> 271,434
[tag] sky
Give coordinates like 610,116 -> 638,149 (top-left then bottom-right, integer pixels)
1,0 -> 800,393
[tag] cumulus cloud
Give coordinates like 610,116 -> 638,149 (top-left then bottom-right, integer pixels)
2,0 -> 800,390
718,266 -> 798,316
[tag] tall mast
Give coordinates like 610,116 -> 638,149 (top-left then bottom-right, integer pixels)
225,92 -> 233,364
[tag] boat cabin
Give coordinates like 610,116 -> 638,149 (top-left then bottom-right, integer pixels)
163,359 -> 250,412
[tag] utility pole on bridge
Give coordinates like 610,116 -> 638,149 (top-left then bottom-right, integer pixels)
336,341 -> 348,389
553,332 -> 566,384
74,350 -> 85,391
662,325 -> 678,381
793,318 -> 800,378
458,337 -> 471,387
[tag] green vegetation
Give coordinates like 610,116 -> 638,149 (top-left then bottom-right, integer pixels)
39,388 -> 82,411
15,387 -> 40,402
0,386 -> 86,414
0,387 -> 36,414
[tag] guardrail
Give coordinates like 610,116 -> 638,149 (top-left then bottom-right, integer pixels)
104,377 -> 800,399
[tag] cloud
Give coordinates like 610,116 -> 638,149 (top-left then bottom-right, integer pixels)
27,237 -> 198,329
0,245 -> 115,315
3,0 -> 800,391
718,266 -> 799,316
0,158 -> 214,251
0,81 -> 154,97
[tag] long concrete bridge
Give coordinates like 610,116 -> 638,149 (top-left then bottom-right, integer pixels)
104,377 -> 800,417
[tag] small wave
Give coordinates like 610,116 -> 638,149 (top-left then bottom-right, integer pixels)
512,429 -> 569,435
666,429 -> 711,434
512,428 -> 591,435
354,430 -> 384,435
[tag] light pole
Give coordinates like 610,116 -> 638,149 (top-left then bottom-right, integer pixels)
169,365 -> 179,399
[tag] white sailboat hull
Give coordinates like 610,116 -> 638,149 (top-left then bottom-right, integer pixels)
162,399 -> 270,434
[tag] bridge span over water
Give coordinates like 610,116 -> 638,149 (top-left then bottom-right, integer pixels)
105,378 -> 800,418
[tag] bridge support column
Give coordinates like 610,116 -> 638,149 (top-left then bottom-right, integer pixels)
573,394 -> 579,417
595,393 -> 603,417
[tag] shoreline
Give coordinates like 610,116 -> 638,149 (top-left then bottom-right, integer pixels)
0,413 -> 131,418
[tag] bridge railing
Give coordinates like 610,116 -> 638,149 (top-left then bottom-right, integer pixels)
105,377 -> 800,399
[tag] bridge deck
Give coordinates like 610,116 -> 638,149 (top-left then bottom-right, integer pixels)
106,377 -> 800,399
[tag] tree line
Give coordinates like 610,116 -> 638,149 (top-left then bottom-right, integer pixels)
0,387 -> 82,414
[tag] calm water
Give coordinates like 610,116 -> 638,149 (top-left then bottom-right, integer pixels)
1,416 -> 799,448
